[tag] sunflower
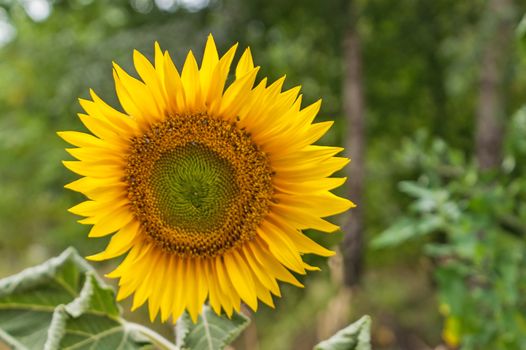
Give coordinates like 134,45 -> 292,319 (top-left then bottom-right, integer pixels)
60,35 -> 354,323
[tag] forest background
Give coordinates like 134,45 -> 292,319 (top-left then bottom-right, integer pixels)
1,0 -> 526,349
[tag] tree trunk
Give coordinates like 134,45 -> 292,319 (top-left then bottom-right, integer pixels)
341,3 -> 365,287
475,0 -> 515,169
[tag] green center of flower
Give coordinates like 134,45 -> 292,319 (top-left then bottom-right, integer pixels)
125,114 -> 274,258
150,143 -> 238,232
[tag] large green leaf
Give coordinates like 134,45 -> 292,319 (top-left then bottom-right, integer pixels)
176,306 -> 250,350
0,247 -> 92,349
45,273 -> 153,350
371,215 -> 444,248
0,248 -> 162,350
314,316 -> 371,350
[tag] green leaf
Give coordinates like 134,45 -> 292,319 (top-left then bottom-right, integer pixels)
399,181 -> 434,200
372,215 -> 444,248
46,273 -> 153,350
371,218 -> 418,248
176,305 -> 250,350
314,316 -> 371,350
0,247 -> 92,349
0,247 -> 160,350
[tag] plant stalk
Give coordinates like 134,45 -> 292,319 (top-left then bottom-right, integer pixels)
126,322 -> 179,350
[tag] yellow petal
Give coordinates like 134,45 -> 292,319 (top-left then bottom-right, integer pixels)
236,47 -> 255,79
218,67 -> 259,121
62,161 -> 122,178
275,192 -> 355,218
133,49 -> 166,112
204,260 -> 222,315
89,89 -> 137,129
272,146 -> 344,167
296,99 -> 322,128
113,68 -> 144,119
106,243 -> 152,279
302,121 -> 335,146
115,245 -> 154,301
223,251 -> 258,311
154,42 -> 165,82
79,96 -> 137,134
243,248 -> 281,297
268,214 -> 335,257
272,204 -> 340,232
258,221 -> 306,274
57,131 -> 104,148
113,63 -> 160,120
263,121 -> 335,156
132,249 -> 162,311
68,200 -> 100,217
274,157 -> 350,181
206,43 -> 238,116
171,258 -> 186,321
185,258 -> 200,322
252,273 -> 275,308
273,177 -> 347,195
65,177 -> 126,200
88,205 -> 133,237
200,34 -> 220,100
215,256 -> 241,313
86,220 -> 141,261
148,253 -> 172,322
65,147 -> 122,164
163,52 -> 186,114
237,77 -> 267,123
210,259 -> 235,317
248,241 -> 303,288
196,259 -> 208,315
303,262 -> 321,271
69,197 -> 127,217
160,255 -> 177,322
181,50 -> 204,114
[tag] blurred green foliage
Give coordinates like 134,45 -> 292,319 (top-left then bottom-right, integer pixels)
374,109 -> 526,348
1,0 -> 526,349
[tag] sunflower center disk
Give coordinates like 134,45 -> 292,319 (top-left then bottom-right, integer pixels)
151,144 -> 237,231
126,114 -> 274,258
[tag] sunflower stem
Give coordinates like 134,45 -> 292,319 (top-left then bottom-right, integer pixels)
126,322 -> 179,350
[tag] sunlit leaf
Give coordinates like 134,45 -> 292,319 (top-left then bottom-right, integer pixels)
0,248 -> 157,350
314,315 -> 371,350
176,305 -> 250,350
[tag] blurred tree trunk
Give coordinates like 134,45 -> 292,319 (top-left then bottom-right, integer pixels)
475,0 -> 515,169
417,0 -> 448,138
341,0 -> 365,287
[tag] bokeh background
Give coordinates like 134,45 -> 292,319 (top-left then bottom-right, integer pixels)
2,0 -> 526,349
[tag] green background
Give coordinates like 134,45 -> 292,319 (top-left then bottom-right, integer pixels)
1,0 -> 526,349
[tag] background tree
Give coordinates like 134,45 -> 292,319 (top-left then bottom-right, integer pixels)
341,0 -> 366,288
475,0 -> 515,169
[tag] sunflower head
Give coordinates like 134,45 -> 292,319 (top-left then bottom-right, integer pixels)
60,34 -> 354,323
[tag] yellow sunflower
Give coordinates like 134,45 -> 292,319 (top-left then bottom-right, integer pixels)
60,35 -> 354,323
